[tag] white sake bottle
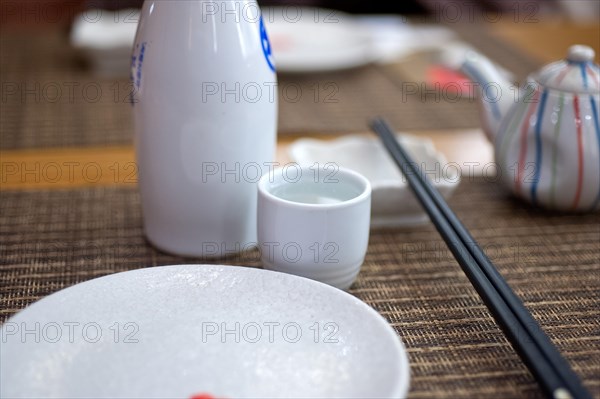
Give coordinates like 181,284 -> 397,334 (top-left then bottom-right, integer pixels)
131,1 -> 277,256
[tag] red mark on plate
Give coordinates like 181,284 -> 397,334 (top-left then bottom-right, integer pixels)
270,34 -> 294,52
190,394 -> 216,399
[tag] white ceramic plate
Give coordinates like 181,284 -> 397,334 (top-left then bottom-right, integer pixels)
289,134 -> 461,227
70,9 -> 140,77
264,7 -> 376,73
0,265 -> 409,399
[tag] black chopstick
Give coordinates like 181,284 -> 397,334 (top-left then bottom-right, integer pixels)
369,117 -> 591,399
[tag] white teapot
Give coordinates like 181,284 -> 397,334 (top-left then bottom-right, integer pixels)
461,45 -> 599,212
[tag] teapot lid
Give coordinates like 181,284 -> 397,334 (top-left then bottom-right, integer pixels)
534,45 -> 600,94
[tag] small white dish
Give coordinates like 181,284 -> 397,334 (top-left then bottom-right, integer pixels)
1,265 -> 409,399
289,134 -> 461,227
264,7 -> 377,73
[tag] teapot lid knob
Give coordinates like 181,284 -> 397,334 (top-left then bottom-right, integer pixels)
567,45 -> 595,63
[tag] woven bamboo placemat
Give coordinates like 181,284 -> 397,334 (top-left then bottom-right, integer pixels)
1,178 -> 598,398
0,25 -> 536,150
0,32 -> 133,149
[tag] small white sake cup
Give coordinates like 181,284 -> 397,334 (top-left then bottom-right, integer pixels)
257,165 -> 371,290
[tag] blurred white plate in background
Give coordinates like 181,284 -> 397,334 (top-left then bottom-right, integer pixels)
70,6 -> 462,76
264,7 -> 377,73
71,9 -> 139,77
